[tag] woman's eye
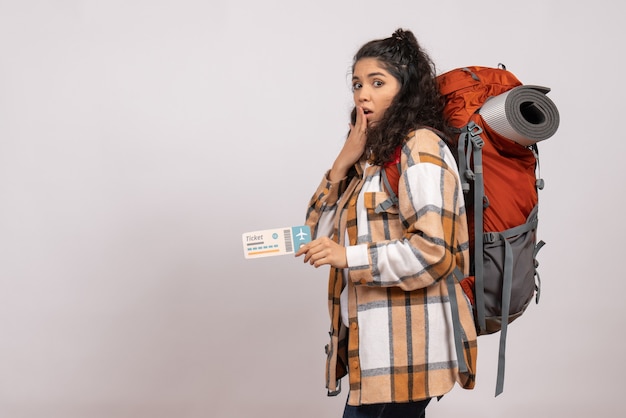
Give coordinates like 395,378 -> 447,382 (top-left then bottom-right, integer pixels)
373,80 -> 384,87
352,82 -> 362,91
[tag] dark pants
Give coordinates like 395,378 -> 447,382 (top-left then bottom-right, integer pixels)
343,399 -> 431,418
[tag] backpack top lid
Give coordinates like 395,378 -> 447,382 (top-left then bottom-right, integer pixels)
437,66 -> 523,130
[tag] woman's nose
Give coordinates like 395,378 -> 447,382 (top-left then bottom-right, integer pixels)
356,89 -> 370,102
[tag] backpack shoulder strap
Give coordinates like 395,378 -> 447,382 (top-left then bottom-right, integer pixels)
462,120 -> 487,332
375,162 -> 401,213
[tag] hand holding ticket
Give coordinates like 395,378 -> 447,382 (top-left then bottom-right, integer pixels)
242,225 -> 311,259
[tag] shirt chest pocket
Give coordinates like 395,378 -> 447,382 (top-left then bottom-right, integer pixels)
363,191 -> 399,216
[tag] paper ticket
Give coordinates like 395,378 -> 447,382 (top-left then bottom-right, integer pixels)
242,225 -> 311,259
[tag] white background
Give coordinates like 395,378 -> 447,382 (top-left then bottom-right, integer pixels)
0,1 -> 623,417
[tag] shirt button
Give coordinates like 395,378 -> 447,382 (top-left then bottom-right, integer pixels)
351,360 -> 359,370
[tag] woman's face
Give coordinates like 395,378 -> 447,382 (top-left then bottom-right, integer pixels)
352,58 -> 401,126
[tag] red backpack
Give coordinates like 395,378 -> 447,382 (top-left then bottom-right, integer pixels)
381,65 -> 559,395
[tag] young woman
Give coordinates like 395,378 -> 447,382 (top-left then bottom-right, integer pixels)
295,29 -> 477,417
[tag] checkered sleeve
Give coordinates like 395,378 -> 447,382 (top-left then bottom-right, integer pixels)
348,129 -> 467,290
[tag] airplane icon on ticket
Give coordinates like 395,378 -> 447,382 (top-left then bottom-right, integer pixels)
295,227 -> 308,241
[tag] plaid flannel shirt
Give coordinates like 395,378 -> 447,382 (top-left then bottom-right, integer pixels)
305,129 -> 477,406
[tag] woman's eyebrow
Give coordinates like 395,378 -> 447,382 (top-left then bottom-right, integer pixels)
352,72 -> 387,81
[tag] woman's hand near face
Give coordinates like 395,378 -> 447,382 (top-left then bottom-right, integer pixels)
295,237 -> 347,269
329,106 -> 368,181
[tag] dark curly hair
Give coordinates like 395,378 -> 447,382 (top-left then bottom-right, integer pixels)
350,28 -> 447,166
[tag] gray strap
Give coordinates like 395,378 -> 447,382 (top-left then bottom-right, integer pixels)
375,198 -> 395,214
446,268 -> 468,374
457,131 -> 471,193
495,231 -> 514,396
327,379 -> 341,397
483,219 -> 538,244
494,208 -> 541,396
481,206 -> 542,395
534,240 -> 545,303
461,67 -> 481,81
534,239 -> 545,258
465,121 -> 487,333
376,163 -> 400,213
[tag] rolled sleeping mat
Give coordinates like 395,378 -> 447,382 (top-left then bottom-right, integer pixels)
479,85 -> 560,146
